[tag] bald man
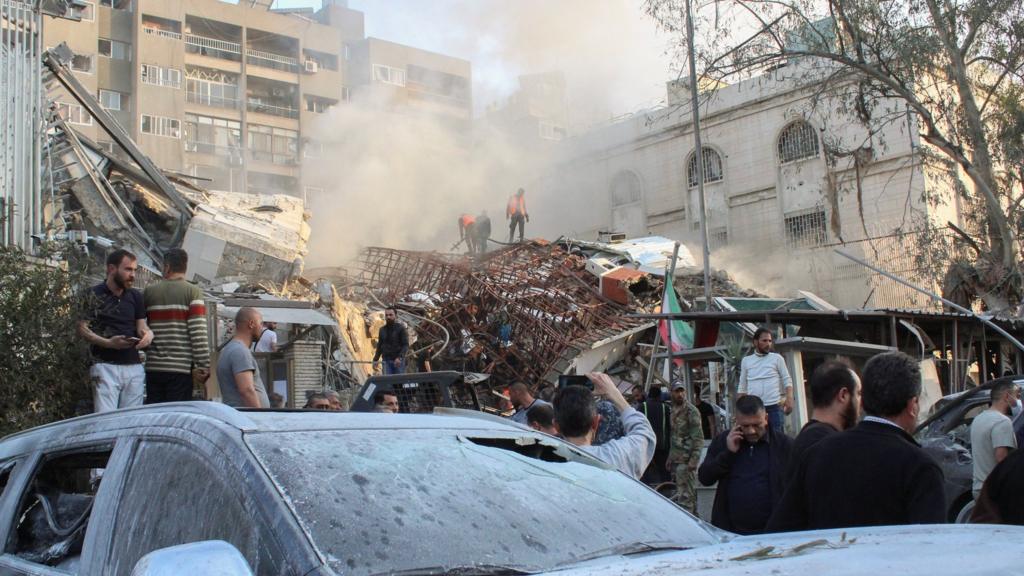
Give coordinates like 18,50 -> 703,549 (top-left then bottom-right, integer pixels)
216,306 -> 270,408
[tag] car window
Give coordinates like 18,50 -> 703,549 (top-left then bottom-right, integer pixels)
5,448 -> 111,573
105,439 -> 287,576
247,429 -> 716,575
0,460 -> 15,497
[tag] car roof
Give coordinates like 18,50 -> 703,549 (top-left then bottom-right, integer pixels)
0,402 -> 528,452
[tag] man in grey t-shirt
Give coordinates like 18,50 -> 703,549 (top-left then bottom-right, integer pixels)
971,380 -> 1018,497
217,307 -> 270,408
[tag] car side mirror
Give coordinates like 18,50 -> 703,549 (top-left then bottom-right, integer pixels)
130,540 -> 253,576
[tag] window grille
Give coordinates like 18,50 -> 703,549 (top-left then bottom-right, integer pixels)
784,210 -> 827,248
610,171 -> 642,207
778,121 -> 820,164
686,147 -> 723,188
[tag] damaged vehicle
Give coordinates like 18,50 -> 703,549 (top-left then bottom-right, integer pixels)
0,404 -> 1021,576
916,376 -> 1024,523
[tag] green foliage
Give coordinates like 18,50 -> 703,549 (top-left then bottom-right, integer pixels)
0,244 -> 93,437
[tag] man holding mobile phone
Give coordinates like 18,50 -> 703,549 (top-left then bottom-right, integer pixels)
77,249 -> 153,413
552,372 -> 656,479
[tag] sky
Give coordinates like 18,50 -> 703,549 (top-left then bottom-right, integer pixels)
271,0 -> 678,122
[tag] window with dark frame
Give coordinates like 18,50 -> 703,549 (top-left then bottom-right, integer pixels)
777,120 -> 820,164
686,147 -> 723,188
784,210 -> 828,248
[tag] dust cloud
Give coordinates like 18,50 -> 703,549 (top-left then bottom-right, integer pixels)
303,0 -> 675,267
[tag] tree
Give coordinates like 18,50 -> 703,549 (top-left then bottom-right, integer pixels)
0,244 -> 93,436
645,0 -> 1024,314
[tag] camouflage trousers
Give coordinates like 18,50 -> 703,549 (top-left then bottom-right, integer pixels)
672,463 -> 698,515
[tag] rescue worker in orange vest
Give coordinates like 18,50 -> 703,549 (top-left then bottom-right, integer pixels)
506,188 -> 529,243
458,213 -> 477,254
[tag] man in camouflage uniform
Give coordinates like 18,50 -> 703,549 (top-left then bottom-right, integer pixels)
667,381 -> 704,514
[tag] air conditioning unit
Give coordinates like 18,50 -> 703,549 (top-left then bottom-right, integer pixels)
304,60 -> 319,73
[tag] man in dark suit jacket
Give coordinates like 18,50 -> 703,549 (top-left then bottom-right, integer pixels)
698,395 -> 792,534
768,351 -> 945,532
784,359 -> 861,484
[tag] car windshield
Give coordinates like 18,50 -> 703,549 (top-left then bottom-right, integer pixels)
246,428 -> 715,575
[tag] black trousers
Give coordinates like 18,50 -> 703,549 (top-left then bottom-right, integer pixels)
509,214 -> 525,242
145,371 -> 194,404
642,450 -> 671,485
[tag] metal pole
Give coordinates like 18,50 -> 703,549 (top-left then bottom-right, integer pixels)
685,0 -> 712,310
835,249 -> 1024,354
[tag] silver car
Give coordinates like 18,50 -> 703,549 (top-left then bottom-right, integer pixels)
0,403 -> 1019,576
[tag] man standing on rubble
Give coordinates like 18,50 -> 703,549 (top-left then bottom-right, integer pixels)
552,372 -> 656,479
143,248 -> 210,403
78,249 -> 153,412
667,382 -> 704,514
506,188 -> 528,243
473,210 -> 491,254
373,308 -> 409,375
217,307 -> 270,408
738,328 -> 793,434
458,213 -> 477,254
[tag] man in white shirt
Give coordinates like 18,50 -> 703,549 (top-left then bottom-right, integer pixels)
970,379 -> 1018,498
738,328 -> 793,434
253,321 -> 278,353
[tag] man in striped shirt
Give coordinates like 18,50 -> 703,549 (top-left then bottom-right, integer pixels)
143,248 -> 210,403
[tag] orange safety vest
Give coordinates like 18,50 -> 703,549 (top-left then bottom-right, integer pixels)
459,214 -> 475,228
506,195 -> 527,217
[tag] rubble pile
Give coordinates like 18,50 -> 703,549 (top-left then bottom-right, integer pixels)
355,241 -> 654,387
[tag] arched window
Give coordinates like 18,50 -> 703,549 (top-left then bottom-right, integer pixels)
686,147 -> 723,188
610,170 -> 642,207
777,120 -> 820,164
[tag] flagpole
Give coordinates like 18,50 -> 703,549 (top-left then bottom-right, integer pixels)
665,243 -> 681,383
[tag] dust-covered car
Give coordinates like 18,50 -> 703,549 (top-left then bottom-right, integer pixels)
916,375 -> 1024,522
0,403 -> 1021,576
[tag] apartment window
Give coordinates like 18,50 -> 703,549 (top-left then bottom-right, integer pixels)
183,114 -> 241,157
305,96 -> 335,114
686,147 -> 723,188
373,64 -> 406,87
248,124 -> 298,165
98,38 -> 131,61
141,64 -> 181,88
778,120 -> 820,164
538,122 -> 566,141
99,0 -> 132,8
141,114 -> 180,138
784,210 -> 828,248
98,89 -> 123,111
303,141 -> 322,159
77,1 -> 95,21
56,102 -> 93,126
71,53 -> 94,73
185,68 -> 239,108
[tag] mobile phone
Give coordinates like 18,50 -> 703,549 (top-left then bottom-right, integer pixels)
558,374 -> 593,389
126,336 -> 140,344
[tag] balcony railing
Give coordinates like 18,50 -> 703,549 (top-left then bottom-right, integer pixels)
143,27 -> 182,41
184,141 -> 243,162
246,99 -> 298,119
185,34 -> 242,62
186,91 -> 240,109
245,47 -> 299,73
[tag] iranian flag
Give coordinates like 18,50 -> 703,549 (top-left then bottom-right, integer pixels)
658,273 -> 694,366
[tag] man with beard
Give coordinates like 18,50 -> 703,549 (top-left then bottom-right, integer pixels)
970,379 -> 1018,498
372,308 -> 409,375
667,382 -> 704,514
768,352 -> 944,531
738,328 -> 793,435
78,249 -> 153,412
782,359 -> 860,484
699,395 -> 792,534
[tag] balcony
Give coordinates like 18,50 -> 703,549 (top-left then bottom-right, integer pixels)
186,91 -> 240,110
184,141 -> 243,162
249,149 -> 298,166
245,48 -> 299,73
185,34 -> 242,62
246,99 -> 298,119
143,26 -> 182,41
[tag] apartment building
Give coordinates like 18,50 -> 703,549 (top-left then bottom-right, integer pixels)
43,0 -> 471,202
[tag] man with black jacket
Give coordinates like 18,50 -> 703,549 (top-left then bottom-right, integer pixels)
639,386 -> 672,484
768,351 -> 945,531
372,308 -> 409,375
783,359 -> 860,484
698,395 -> 792,534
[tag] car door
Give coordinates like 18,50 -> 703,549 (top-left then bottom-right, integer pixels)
97,432 -> 309,576
0,441 -> 127,576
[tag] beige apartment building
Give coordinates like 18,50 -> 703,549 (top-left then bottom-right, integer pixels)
43,0 -> 471,202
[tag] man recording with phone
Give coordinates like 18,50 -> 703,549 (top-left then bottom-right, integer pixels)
552,372 -> 656,480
